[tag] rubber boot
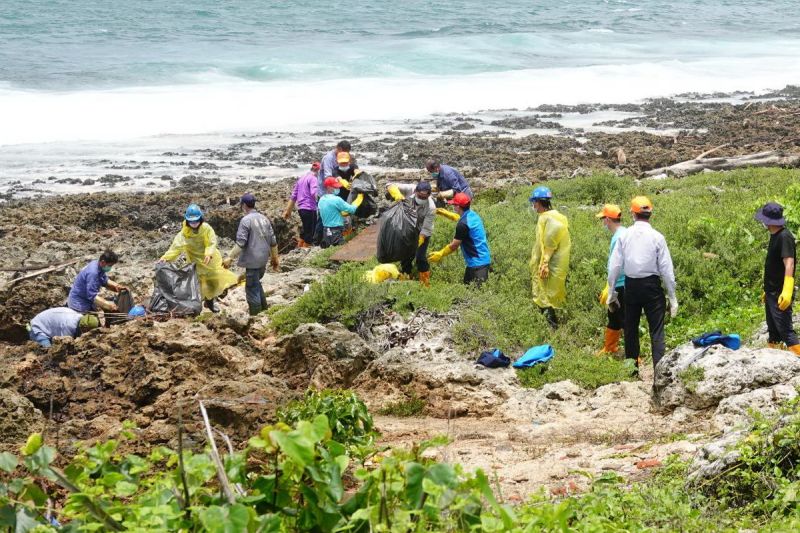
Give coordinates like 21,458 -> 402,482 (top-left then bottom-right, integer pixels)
297,238 -> 310,249
790,344 -> 800,357
767,342 -> 784,350
419,271 -> 431,287
596,328 -> 621,356
204,299 -> 220,313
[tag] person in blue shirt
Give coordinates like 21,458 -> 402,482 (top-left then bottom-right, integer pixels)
425,157 -> 474,202
27,307 -> 99,348
317,177 -> 363,248
595,204 -> 627,355
428,193 -> 491,286
67,250 -> 127,313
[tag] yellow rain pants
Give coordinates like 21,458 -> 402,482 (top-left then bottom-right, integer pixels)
161,222 -> 239,300
530,209 -> 571,309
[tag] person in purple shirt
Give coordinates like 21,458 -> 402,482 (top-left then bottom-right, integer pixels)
67,250 -> 127,313
283,161 -> 320,247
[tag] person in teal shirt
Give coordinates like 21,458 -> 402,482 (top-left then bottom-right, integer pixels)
596,204 -> 627,355
318,177 -> 363,248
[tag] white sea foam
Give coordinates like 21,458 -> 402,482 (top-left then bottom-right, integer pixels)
1,55 -> 800,146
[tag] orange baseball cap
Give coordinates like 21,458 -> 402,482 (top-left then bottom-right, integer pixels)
630,196 -> 653,214
336,152 -> 351,164
595,204 -> 622,219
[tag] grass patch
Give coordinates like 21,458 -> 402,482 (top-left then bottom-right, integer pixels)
378,393 -> 426,417
678,365 -> 705,393
270,168 -> 800,389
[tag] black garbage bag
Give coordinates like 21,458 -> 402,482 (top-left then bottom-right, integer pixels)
149,263 -> 203,316
377,200 -> 418,263
351,171 -> 378,218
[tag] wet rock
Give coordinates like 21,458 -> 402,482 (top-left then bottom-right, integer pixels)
653,344 -> 800,410
0,388 -> 46,450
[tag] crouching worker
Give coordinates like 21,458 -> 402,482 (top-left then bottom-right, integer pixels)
67,250 -> 127,313
27,308 -> 99,348
224,193 -> 280,316
159,204 -> 239,313
318,177 -> 363,248
755,202 -> 800,355
428,193 -> 491,286
386,181 -> 436,286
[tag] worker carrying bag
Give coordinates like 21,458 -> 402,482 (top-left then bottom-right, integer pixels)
149,263 -> 203,316
376,200 -> 418,263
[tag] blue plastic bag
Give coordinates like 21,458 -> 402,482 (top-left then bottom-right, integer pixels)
476,349 -> 511,368
512,344 -> 555,369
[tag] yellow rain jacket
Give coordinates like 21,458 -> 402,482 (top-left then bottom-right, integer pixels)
161,222 -> 239,300
364,263 -> 400,284
530,209 -> 571,309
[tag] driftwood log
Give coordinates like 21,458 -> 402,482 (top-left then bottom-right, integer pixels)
644,150 -> 800,178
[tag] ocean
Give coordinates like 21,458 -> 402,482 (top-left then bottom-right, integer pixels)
1,0 -> 800,195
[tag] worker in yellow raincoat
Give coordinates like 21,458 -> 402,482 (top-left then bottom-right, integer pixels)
529,187 -> 571,327
159,204 -> 239,312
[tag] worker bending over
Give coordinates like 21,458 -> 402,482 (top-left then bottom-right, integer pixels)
428,193 -> 491,286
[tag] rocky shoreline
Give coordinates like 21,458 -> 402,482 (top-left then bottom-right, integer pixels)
3,87 -> 800,496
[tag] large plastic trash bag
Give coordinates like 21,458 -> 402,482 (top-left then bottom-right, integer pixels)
530,209 -> 571,309
149,263 -> 203,315
377,200 -> 418,263
351,171 -> 378,218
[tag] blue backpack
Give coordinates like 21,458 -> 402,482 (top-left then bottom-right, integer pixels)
476,349 -> 511,368
512,344 -> 555,369
691,331 -> 741,350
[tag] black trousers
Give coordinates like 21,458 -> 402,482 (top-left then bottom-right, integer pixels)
298,209 -> 317,244
607,286 -> 625,330
321,226 -> 345,248
623,276 -> 666,367
400,236 -> 430,274
464,265 -> 489,286
765,291 -> 799,346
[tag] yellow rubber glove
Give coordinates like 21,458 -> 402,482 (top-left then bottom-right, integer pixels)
435,207 -> 460,222
778,276 -> 795,311
599,283 -> 609,305
387,185 -> 405,202
338,178 -> 351,190
418,235 -> 426,247
539,250 -> 553,279
428,245 -> 454,263
351,193 -> 364,208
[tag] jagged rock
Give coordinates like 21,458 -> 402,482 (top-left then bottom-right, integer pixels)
713,380 -> 800,430
653,344 -> 800,410
542,380 -> 582,401
0,388 -> 46,450
687,428 -> 746,483
195,375 -> 295,433
262,322 -> 377,390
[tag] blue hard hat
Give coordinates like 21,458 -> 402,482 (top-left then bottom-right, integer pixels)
185,203 -> 203,222
529,186 -> 553,202
128,305 -> 146,318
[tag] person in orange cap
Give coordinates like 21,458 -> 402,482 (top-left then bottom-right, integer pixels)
595,204 -> 627,355
607,196 -> 677,374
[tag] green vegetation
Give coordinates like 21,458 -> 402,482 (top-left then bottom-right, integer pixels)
678,365 -> 705,393
270,168 -> 799,389
3,391 -> 800,531
378,393 -> 427,417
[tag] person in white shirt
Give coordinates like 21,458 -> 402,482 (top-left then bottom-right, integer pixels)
607,196 -> 677,372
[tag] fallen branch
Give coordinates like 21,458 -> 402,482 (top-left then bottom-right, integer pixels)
199,401 -> 237,504
644,150 -> 800,178
695,143 -> 730,160
4,257 -> 86,287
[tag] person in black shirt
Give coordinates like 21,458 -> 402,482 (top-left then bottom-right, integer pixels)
755,202 -> 799,355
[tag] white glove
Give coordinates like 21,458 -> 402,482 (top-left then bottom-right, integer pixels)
606,289 -> 619,308
668,295 -> 679,318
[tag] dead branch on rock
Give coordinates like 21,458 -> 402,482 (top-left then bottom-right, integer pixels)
644,150 -> 800,178
199,401 -> 237,504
